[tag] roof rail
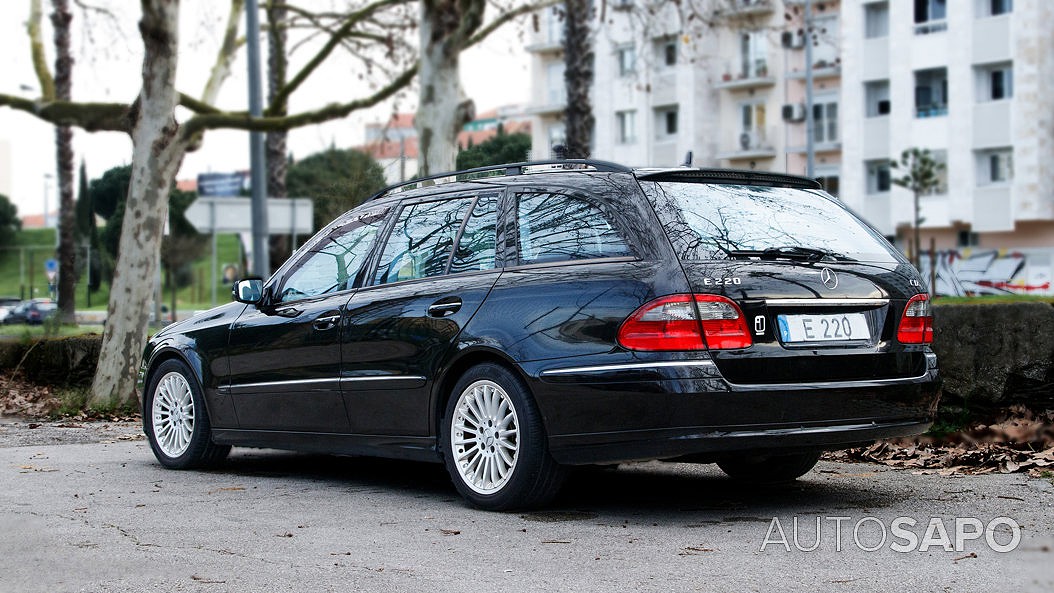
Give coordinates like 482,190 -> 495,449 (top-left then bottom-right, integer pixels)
365,158 -> 632,202
635,168 -> 822,189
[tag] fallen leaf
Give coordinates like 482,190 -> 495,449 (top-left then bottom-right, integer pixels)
440,529 -> 461,536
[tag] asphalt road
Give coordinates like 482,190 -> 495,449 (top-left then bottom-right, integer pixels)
0,421 -> 1051,593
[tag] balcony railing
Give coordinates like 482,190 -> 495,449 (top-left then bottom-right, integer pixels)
915,20 -> 947,35
915,104 -> 948,118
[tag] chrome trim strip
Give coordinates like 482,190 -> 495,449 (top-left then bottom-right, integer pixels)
764,298 -> 889,307
540,360 -> 716,376
230,378 -> 338,390
727,369 -> 932,390
339,375 -> 426,383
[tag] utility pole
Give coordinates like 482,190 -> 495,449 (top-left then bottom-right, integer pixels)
804,0 -> 816,179
246,0 -> 270,277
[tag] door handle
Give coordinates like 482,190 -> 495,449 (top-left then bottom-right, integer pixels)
427,298 -> 463,318
312,314 -> 341,331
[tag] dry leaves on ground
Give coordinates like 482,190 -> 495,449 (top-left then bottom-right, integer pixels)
0,375 -> 61,417
826,406 -> 1054,477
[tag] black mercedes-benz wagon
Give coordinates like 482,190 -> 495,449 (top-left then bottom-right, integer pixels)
140,159 -> 940,510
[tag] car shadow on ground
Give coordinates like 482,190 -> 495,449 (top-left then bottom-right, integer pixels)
193,448 -> 907,521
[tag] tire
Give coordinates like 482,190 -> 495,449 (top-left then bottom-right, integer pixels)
144,359 -> 230,470
440,363 -> 565,511
717,451 -> 821,484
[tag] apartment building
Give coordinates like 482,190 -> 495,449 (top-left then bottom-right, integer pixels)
841,0 -> 1054,249
526,0 -> 842,186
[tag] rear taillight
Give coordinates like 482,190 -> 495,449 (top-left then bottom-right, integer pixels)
617,294 -> 752,351
897,294 -> 934,344
694,295 -> 753,350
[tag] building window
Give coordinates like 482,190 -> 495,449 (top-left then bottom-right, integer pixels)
812,99 -> 838,144
816,174 -> 840,197
811,16 -> 839,68
915,68 -> 948,117
546,62 -> 565,105
739,103 -> 767,149
957,230 -> 979,247
866,160 -> 891,194
548,123 -> 566,150
914,0 -> 947,34
617,45 -> 636,77
865,80 -> 891,117
976,63 -> 1013,101
977,0 -> 1012,17
616,110 -> 636,144
739,31 -> 768,78
656,39 -> 677,68
864,2 -> 890,38
976,148 -> 1013,185
655,106 -> 678,139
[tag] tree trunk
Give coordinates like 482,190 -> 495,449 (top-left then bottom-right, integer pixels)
266,0 -> 290,271
52,0 -> 77,322
416,0 -> 485,177
90,0 -> 188,407
562,0 -> 593,159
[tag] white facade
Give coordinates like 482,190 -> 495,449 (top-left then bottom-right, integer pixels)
525,1 -> 839,178
841,0 -> 1054,248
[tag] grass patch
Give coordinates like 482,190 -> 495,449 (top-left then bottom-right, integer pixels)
51,386 -> 91,418
0,324 -> 103,339
934,294 -> 1054,306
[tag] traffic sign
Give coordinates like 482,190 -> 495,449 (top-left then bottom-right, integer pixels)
44,258 -> 58,283
184,197 -> 314,235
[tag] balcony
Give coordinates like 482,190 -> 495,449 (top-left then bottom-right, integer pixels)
785,64 -> 841,81
718,0 -> 774,19
914,20 -> 947,35
717,127 -> 776,160
525,102 -> 566,117
525,37 -> 564,55
715,59 -> 775,91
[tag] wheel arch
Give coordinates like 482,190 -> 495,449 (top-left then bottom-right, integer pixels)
141,344 -> 210,417
431,346 -> 539,445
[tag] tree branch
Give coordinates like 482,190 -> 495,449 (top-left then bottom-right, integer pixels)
465,0 -> 558,48
0,93 -> 130,132
267,0 -> 411,115
182,65 -> 416,138
201,0 -> 245,106
27,0 -> 56,100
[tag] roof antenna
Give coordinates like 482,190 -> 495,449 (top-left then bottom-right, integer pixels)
681,151 -> 693,167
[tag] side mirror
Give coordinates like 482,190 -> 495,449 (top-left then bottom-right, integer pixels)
232,278 -> 265,305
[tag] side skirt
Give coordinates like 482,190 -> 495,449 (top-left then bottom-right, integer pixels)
211,429 -> 441,463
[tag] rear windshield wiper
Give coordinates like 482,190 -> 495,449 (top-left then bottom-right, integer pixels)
724,246 -> 855,262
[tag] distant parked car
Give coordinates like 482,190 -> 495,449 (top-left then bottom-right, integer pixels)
0,297 -> 22,323
3,299 -> 58,325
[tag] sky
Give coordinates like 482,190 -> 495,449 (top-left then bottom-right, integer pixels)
0,0 -> 532,218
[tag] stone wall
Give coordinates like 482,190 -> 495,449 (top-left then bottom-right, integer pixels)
933,302 -> 1054,407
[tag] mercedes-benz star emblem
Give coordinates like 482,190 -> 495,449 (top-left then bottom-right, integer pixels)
820,268 -> 838,290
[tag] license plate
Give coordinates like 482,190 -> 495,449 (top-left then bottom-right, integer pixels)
777,313 -> 870,343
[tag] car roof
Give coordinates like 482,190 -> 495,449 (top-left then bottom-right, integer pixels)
362,159 -> 822,206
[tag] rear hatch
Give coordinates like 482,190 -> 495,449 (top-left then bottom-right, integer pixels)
638,173 -> 930,385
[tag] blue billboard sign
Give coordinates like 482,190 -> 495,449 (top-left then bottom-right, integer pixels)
197,172 -> 246,197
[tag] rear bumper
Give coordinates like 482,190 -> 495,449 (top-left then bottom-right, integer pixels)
526,352 -> 940,466
548,419 -> 932,465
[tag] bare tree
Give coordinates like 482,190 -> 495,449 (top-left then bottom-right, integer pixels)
416,0 -> 484,177
1,0 -> 547,406
26,0 -> 76,321
561,0 -> 594,158
266,0 -> 290,271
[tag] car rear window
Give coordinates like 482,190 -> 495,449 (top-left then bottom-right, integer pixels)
640,181 -> 900,263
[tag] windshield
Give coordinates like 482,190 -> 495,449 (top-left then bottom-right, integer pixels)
640,181 -> 901,263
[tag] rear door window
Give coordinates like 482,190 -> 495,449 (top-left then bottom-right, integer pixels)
449,194 -> 499,274
373,197 -> 475,284
515,192 -> 634,265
